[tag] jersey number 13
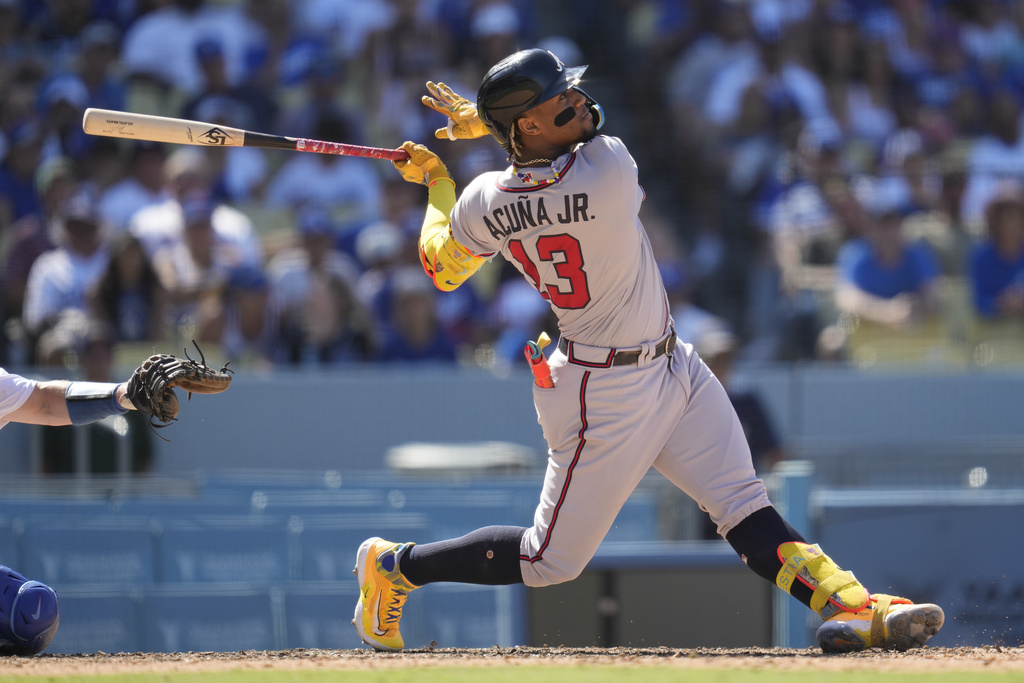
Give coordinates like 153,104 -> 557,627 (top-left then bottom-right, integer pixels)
508,234 -> 591,310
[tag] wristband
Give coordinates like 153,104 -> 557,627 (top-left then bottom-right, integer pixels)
428,176 -> 455,188
427,165 -> 455,188
65,382 -> 128,425
446,119 -> 457,141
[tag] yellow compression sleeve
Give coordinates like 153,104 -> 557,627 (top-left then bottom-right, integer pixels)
418,173 -> 487,291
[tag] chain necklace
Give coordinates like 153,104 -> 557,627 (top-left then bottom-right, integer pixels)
516,157 -> 555,166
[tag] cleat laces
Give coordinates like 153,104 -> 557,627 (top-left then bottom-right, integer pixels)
385,588 -> 408,626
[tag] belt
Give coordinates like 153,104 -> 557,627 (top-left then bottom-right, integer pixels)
557,332 -> 677,367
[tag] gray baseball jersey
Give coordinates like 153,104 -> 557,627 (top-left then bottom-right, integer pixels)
451,135 -> 670,348
451,135 -> 769,587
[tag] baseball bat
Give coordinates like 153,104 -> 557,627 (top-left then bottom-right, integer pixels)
82,108 -> 411,161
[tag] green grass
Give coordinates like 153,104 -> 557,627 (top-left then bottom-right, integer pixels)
2,667 -> 1020,683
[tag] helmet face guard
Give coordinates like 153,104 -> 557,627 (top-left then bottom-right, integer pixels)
477,49 -> 604,150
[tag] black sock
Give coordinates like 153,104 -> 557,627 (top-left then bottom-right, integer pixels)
725,506 -> 815,609
400,525 -> 527,586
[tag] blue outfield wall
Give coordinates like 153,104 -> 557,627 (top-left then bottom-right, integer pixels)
0,473 -> 665,654
146,366 -> 548,476
2,363 -> 1023,478
19,471 -> 1024,653
53,582 -> 527,654
1,365 -> 1023,651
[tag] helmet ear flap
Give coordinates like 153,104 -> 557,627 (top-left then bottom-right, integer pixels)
479,105 -> 512,151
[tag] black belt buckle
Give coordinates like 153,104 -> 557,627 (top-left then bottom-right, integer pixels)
559,332 -> 676,367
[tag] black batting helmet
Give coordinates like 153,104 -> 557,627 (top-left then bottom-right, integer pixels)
477,48 -> 604,151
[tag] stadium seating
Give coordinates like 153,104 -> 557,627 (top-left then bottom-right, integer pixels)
293,513 -> 429,582
47,588 -> 143,654
141,585 -> 279,652
0,517 -> 18,571
156,516 -> 293,584
281,581 -> 363,650
18,517 -> 158,586
0,469 -> 668,652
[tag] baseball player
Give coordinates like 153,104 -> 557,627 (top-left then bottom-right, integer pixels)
0,350 -> 231,655
0,368 -> 136,654
353,49 -> 944,654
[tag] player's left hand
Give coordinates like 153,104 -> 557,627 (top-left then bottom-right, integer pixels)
422,81 -> 489,140
393,141 -> 452,186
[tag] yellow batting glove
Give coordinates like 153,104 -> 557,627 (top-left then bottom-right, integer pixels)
422,81 -> 489,140
392,141 -> 453,186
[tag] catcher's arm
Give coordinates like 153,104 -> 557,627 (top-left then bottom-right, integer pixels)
12,378 -> 137,427
0,379 -> 124,426
392,141 -> 487,292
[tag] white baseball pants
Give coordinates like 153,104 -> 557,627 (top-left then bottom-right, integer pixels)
519,337 -> 772,587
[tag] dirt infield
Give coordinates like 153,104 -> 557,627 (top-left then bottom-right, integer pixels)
3,646 -> 1024,676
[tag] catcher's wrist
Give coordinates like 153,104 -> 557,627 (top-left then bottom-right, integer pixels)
65,381 -> 129,425
115,383 -> 135,411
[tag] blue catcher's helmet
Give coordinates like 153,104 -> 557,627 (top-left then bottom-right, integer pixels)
0,566 -> 59,656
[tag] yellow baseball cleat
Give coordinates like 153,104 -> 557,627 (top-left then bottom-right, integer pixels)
352,537 -> 419,651
816,594 -> 944,653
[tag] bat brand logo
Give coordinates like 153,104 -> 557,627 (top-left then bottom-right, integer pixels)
198,127 -> 234,145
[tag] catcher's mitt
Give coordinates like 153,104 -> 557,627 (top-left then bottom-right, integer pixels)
125,341 -> 233,429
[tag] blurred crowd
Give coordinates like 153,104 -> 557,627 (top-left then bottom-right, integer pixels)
2,0 -> 1024,378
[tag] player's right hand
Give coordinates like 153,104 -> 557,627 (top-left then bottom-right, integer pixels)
392,141 -> 452,186
422,81 -> 489,140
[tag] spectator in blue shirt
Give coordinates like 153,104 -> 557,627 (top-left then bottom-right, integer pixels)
377,266 -> 456,364
836,206 -> 940,329
0,120 -> 44,227
970,185 -> 1024,319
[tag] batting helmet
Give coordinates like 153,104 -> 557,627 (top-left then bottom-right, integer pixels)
0,566 -> 59,656
477,48 -> 604,151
